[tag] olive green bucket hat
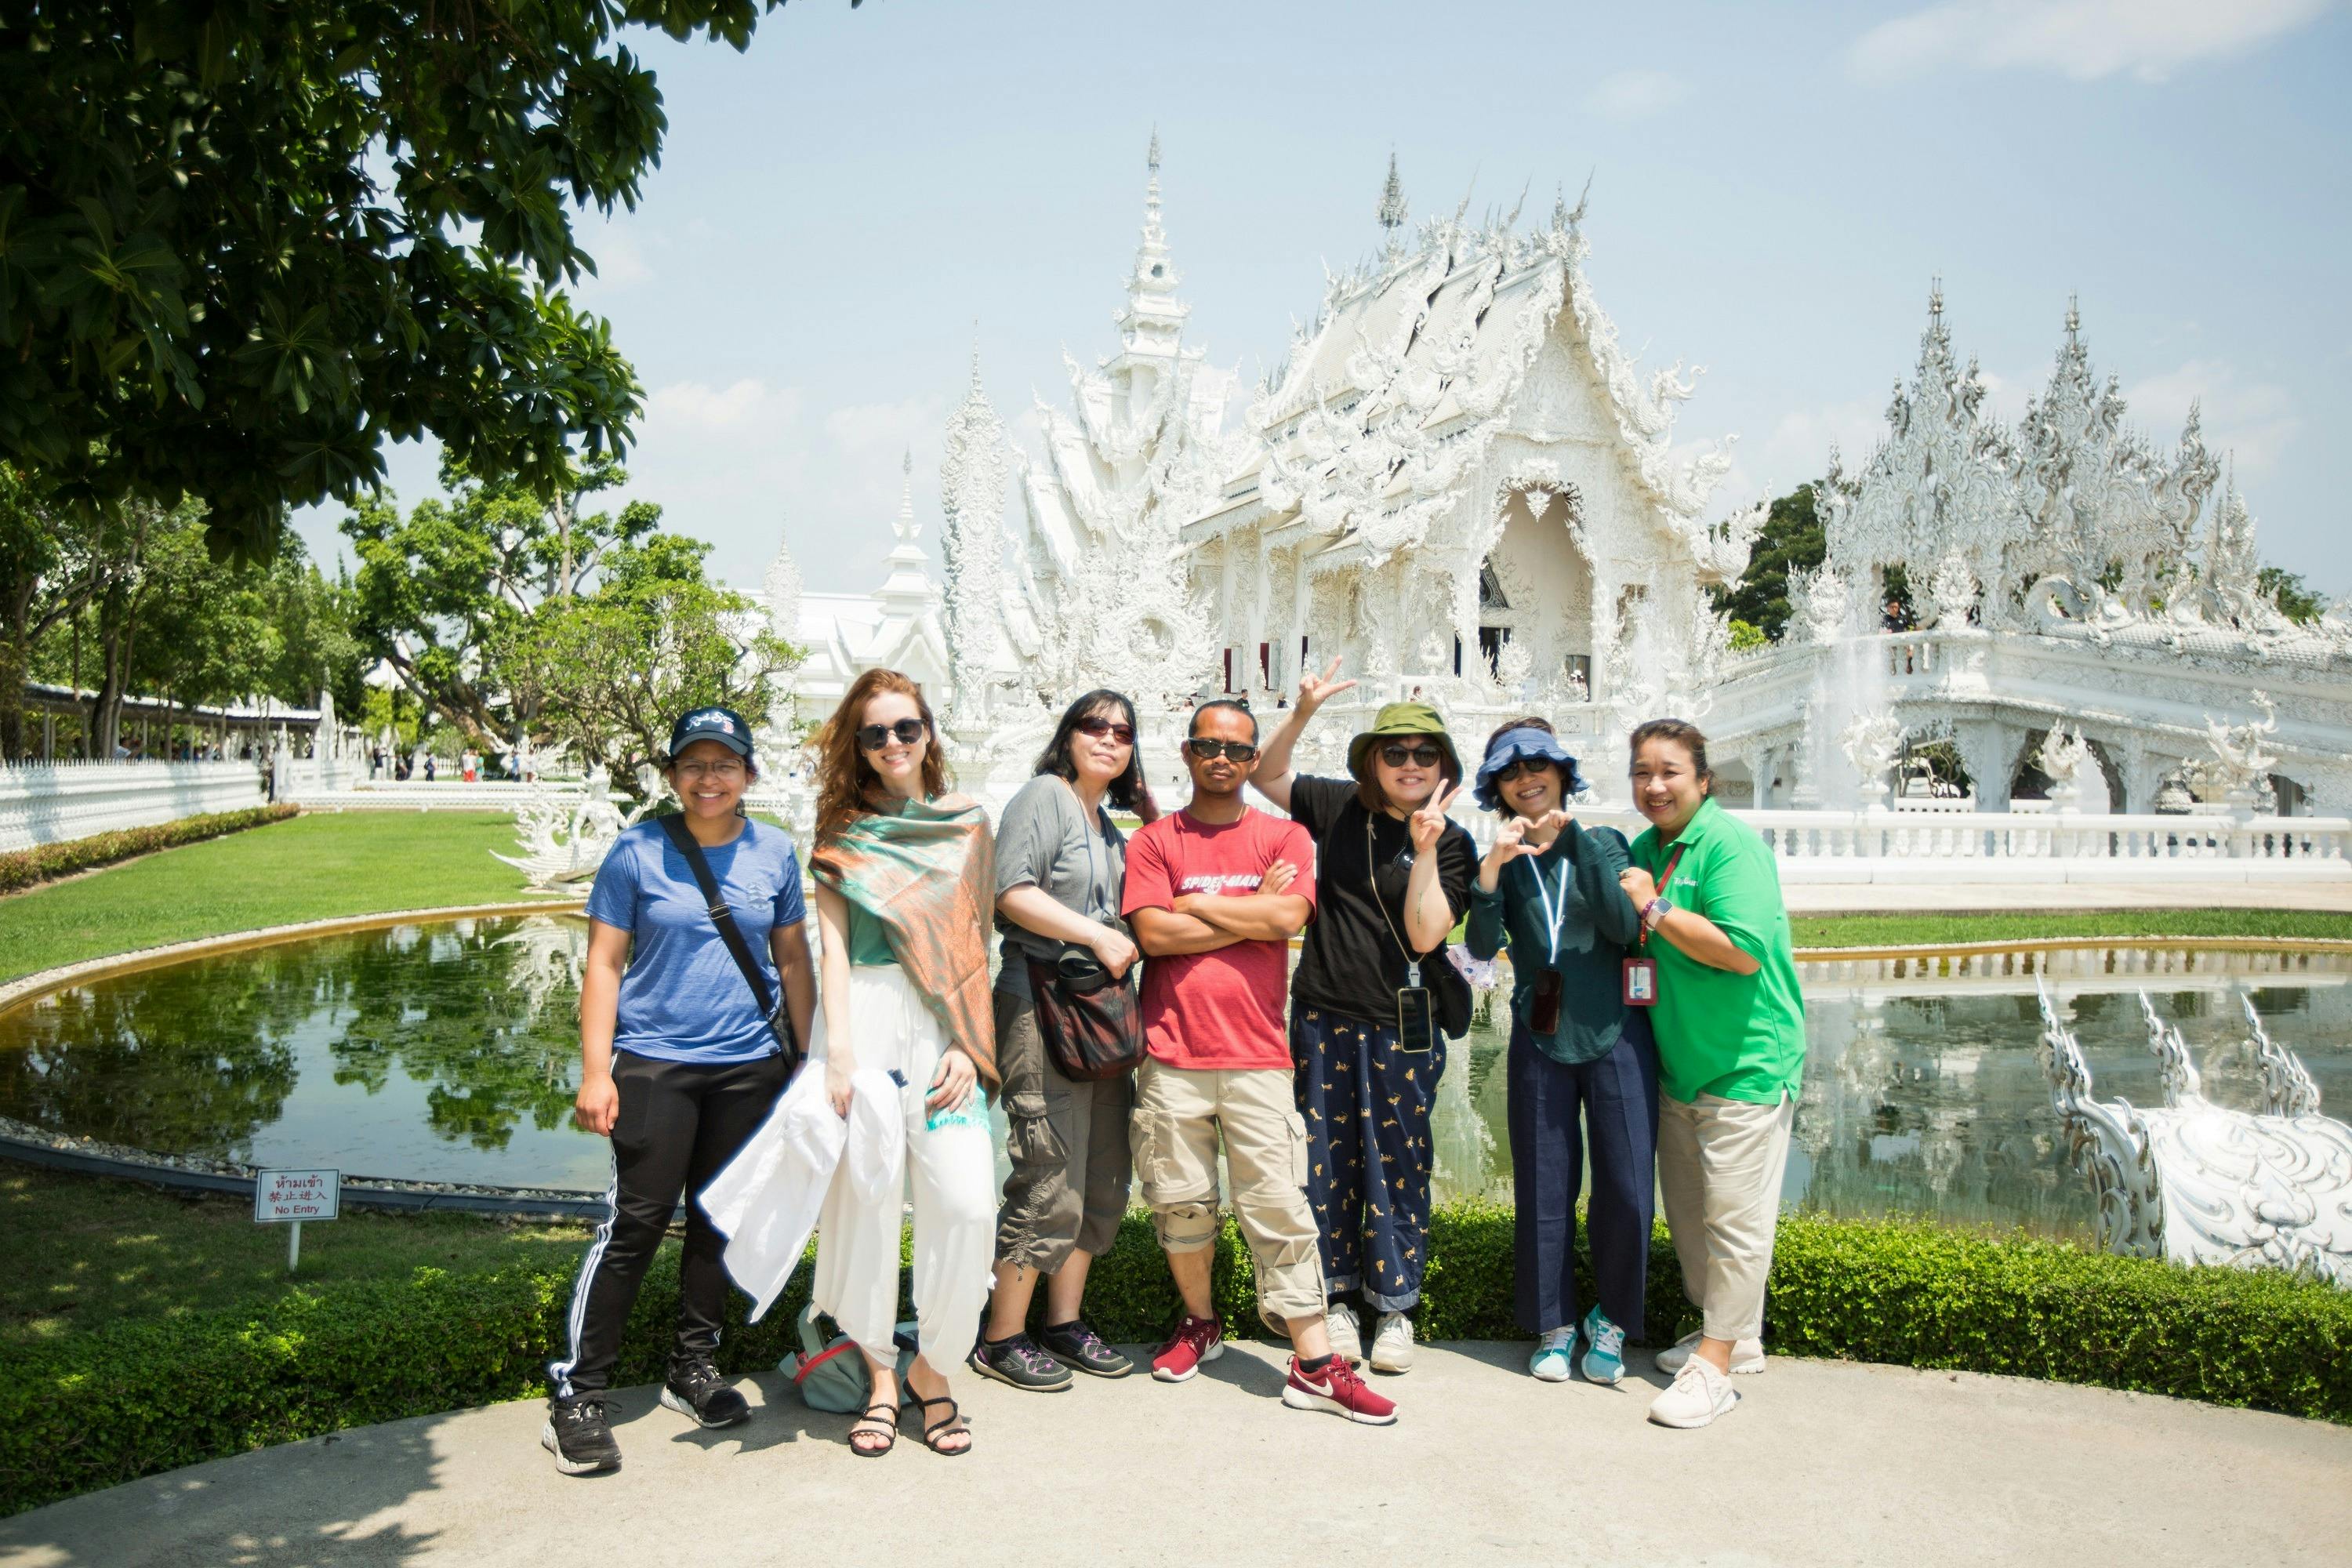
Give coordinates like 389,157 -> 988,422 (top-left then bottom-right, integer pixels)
1346,700 -> 1461,781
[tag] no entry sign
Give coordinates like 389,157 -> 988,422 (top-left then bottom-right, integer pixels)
253,1169 -> 339,1271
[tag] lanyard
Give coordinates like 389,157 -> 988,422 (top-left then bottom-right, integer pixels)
1638,843 -> 1689,952
1366,814 -> 1424,989
1526,851 -> 1571,967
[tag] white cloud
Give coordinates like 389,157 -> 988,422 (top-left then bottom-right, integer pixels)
1849,0 -> 2332,84
646,378 -> 805,434
1588,70 -> 1690,120
2124,360 -> 2303,477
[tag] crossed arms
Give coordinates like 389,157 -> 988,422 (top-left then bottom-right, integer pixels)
1131,860 -> 1312,956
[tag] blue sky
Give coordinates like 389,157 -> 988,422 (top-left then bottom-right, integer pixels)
294,0 -> 2352,603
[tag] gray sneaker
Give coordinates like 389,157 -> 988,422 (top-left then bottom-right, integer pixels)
1036,1317 -> 1134,1379
968,1332 -> 1074,1392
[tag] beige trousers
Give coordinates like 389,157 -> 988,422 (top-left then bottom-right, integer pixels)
1131,1058 -> 1326,1329
1657,1091 -> 1796,1344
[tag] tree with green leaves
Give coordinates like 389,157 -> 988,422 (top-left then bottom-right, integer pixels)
0,1 -> 848,563
1711,484 -> 1825,641
342,458 -> 657,746
2257,566 -> 2324,625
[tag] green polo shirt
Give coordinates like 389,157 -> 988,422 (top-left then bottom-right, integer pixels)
1628,796 -> 1806,1105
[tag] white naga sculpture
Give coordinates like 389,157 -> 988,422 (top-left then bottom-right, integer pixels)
2035,981 -> 2352,1287
2035,720 -> 2096,811
492,765 -> 655,888
1839,711 -> 1905,808
2193,690 -> 2281,810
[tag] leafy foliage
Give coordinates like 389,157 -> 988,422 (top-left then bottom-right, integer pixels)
0,803 -> 296,896
1711,484 -> 1824,641
0,1 -> 850,561
4,1202 -> 2345,1514
2258,566 -> 2324,624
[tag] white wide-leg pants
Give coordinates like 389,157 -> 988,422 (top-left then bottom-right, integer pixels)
809,964 -> 996,1369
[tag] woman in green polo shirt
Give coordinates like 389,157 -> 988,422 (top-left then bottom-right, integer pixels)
1617,717 -> 1806,1432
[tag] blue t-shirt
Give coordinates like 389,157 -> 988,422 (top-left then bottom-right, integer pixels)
585,818 -> 808,1064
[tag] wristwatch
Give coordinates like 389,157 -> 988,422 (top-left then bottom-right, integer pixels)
1642,896 -> 1675,931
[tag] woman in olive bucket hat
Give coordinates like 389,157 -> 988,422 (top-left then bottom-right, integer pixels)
1252,660 -> 1477,1375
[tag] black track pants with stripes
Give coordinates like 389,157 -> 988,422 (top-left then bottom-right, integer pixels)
549,1050 -> 789,1399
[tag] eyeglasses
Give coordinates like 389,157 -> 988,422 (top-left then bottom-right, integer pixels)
1379,742 -> 1445,768
1495,758 -> 1555,784
1185,738 -> 1258,763
1074,717 -> 1137,746
856,718 -> 927,751
673,759 -> 746,781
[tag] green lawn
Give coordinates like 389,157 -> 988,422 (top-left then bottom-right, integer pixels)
1791,908 -> 2352,949
0,811 -> 548,983
0,1160 -> 593,1345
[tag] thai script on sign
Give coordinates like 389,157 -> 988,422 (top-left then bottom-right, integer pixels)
254,1168 -> 340,1224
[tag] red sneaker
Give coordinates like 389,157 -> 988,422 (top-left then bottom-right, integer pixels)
1150,1314 -> 1225,1383
1282,1353 -> 1399,1425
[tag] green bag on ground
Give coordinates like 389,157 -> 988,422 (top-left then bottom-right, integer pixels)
778,1302 -> 920,1414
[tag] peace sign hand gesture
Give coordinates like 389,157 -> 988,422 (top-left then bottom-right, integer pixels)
1298,655 -> 1357,715
1410,782 -> 1462,855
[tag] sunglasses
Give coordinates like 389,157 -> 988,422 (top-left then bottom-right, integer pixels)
1185,738 -> 1259,763
1495,757 -> 1556,784
1379,742 -> 1445,768
856,718 -> 927,751
1074,717 -> 1138,746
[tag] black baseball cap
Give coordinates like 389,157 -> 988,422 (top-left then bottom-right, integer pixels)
667,706 -> 755,764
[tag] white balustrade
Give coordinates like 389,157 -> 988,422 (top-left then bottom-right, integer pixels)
0,758 -> 267,854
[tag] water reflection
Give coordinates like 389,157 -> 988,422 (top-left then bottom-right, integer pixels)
0,920 -> 2344,1236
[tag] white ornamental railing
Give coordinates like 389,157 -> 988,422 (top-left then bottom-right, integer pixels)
0,758 -> 267,854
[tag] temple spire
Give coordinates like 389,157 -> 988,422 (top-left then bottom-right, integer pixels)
895,448 -> 916,543
1377,150 -> 1407,233
1114,129 -> 1189,362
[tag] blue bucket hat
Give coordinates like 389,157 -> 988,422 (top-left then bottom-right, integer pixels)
668,705 -> 755,767
1473,725 -> 1585,811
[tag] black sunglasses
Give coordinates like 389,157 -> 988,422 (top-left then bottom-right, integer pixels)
1185,738 -> 1258,762
1379,742 -> 1445,768
856,718 -> 927,751
1495,757 -> 1556,784
1074,717 -> 1138,746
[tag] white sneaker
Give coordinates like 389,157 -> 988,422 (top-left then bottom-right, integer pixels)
1323,1303 -> 1363,1365
1652,1330 -> 1764,1376
1647,1357 -> 1739,1429
1528,1326 -> 1576,1382
1369,1311 -> 1415,1374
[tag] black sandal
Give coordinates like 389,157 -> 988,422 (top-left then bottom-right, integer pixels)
848,1402 -> 898,1458
916,1396 -> 970,1457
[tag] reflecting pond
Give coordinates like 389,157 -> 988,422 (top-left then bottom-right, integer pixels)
2,916 -> 2345,1237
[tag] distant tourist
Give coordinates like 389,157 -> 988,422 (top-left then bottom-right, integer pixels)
1122,699 -> 1396,1424
1465,718 -> 1655,1385
1250,659 -> 1475,1375
972,690 -> 1156,1392
543,704 -> 815,1475
802,669 -> 996,1457
1618,718 -> 1807,1431
423,754 -> 436,782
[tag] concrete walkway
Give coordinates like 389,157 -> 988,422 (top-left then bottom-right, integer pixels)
1785,879 -> 2352,914
5,1344 -> 2347,1567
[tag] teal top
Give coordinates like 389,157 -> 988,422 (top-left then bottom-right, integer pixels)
844,799 -> 906,967
1627,796 -> 1806,1104
1464,820 -> 1639,1064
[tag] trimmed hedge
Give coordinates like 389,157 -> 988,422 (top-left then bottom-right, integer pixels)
3,1205 -> 2347,1516
0,804 -> 298,895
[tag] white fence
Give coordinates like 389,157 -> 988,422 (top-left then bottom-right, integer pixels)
0,759 -> 269,855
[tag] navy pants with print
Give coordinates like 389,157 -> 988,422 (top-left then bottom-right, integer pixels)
1507,1011 -> 1660,1338
1290,1006 -> 1442,1313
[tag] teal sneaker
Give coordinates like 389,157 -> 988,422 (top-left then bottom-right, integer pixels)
1581,1305 -> 1627,1385
1528,1326 -> 1574,1383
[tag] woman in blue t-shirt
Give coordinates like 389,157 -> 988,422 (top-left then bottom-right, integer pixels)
540,706 -> 816,1477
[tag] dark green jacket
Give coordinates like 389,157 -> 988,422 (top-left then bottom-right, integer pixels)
1464,820 -> 1640,1064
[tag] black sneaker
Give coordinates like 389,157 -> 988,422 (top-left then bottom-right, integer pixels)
542,1395 -> 622,1474
661,1359 -> 751,1428
967,1332 -> 1074,1392
1036,1317 -> 1134,1379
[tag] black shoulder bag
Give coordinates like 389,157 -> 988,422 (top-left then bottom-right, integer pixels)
658,815 -> 801,1074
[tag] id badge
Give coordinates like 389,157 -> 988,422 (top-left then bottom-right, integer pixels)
1622,957 -> 1659,1007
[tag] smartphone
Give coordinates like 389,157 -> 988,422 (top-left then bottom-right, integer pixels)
1397,986 -> 1436,1054
1530,969 -> 1563,1035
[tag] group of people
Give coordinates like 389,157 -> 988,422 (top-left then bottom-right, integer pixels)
539,659 -> 1807,1474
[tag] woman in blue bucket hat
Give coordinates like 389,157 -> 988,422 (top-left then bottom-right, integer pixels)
1463,717 -> 1657,1387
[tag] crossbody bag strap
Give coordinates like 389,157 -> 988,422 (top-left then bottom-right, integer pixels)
658,814 -> 793,1051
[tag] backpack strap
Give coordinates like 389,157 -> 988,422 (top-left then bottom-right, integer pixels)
657,814 -> 798,1064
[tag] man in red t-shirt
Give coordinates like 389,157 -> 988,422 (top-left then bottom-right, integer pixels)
1122,699 -> 1398,1425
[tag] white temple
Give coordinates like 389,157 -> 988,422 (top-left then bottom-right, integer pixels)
757,140 -> 2352,820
